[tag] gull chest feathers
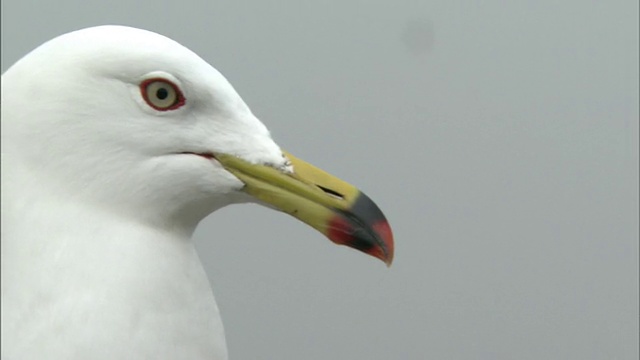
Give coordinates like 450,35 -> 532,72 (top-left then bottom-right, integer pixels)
1,25 -> 394,360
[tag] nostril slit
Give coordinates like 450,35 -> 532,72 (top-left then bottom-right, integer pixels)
317,185 -> 344,200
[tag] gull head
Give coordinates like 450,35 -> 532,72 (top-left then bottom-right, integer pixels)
1,25 -> 393,264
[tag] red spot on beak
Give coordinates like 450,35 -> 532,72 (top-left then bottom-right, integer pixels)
327,214 -> 394,266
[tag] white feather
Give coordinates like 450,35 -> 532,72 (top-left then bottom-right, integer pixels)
1,25 -> 288,359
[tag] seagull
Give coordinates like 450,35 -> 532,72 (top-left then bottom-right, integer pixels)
1,26 -> 394,359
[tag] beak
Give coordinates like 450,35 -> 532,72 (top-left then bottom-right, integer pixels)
215,151 -> 394,266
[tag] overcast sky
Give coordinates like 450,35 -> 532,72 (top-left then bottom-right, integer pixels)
2,1 -> 638,359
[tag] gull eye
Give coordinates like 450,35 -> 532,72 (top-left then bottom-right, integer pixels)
140,78 -> 185,111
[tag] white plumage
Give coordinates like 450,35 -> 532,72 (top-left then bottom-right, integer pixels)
1,26 -> 285,359
1,25 -> 393,360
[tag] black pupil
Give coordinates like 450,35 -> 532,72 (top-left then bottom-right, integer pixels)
156,87 -> 169,100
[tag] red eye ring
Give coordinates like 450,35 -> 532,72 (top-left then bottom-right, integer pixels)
140,78 -> 185,111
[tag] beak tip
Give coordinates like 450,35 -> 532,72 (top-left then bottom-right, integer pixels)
376,247 -> 393,267
372,219 -> 394,267
328,214 -> 395,267
384,251 -> 394,267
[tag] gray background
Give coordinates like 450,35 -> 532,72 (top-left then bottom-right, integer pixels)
2,1 -> 638,359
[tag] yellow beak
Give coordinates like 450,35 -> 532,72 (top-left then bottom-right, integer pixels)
215,151 -> 394,266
